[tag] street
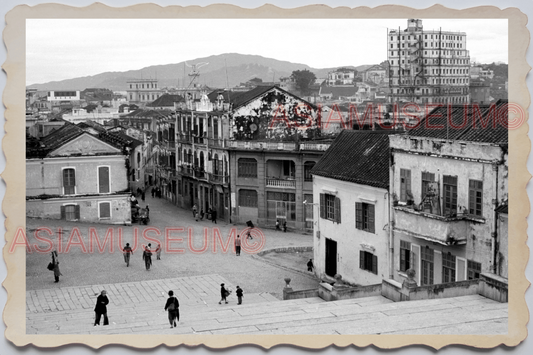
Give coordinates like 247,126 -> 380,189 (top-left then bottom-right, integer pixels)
26,192 -> 319,299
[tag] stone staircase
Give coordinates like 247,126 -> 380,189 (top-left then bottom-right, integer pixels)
26,276 -> 508,335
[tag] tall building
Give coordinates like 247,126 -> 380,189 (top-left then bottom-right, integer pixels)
387,19 -> 470,104
126,79 -> 163,105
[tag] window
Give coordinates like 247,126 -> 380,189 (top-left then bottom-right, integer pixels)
400,169 -> 412,202
421,246 -> 434,285
304,161 -> 315,182
98,166 -> 110,193
99,202 -> 111,219
467,260 -> 482,280
61,204 -> 79,221
267,192 -> 296,221
63,168 -> 76,195
239,189 -> 258,208
355,202 -> 375,233
469,180 -> 483,216
421,172 -> 436,200
443,175 -> 458,216
400,240 -> 411,272
442,252 -> 456,283
360,251 -> 378,274
238,158 -> 257,178
320,193 -> 341,223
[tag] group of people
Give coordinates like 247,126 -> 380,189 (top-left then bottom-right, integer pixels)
93,284 -> 244,328
219,283 -> 244,305
192,204 -> 217,223
275,219 -> 288,232
92,289 -> 181,328
121,242 -> 162,270
135,187 -> 146,201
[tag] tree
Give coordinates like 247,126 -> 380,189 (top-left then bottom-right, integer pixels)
290,69 -> 317,96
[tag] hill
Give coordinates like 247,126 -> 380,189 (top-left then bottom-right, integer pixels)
27,53 -> 373,91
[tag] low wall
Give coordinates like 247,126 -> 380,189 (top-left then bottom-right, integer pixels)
478,273 -> 508,303
256,246 -> 313,256
318,282 -> 381,301
382,279 -> 406,302
283,287 -> 318,300
408,279 -> 479,301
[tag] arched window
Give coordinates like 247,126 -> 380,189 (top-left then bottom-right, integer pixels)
199,152 -> 205,170
213,154 -> 219,174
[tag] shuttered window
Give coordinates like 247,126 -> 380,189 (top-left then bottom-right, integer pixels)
360,251 -> 378,274
355,202 -> 375,233
98,166 -> 110,193
443,175 -> 458,216
467,260 -> 482,280
61,204 -> 80,221
421,172 -> 435,200
238,158 -> 257,178
63,168 -> 76,195
320,193 -> 341,223
400,169 -> 412,202
400,240 -> 411,272
239,189 -> 258,208
99,202 -> 111,219
442,252 -> 456,283
468,180 -> 483,216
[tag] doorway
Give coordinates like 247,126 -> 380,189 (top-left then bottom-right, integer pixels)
325,238 -> 337,277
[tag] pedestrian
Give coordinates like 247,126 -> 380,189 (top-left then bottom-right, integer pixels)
211,209 -> 217,224
247,227 -> 253,240
122,243 -> 133,267
199,209 -> 204,221
236,286 -> 244,305
51,250 -> 62,283
156,242 -> 161,260
218,283 -> 230,304
157,187 -> 161,198
94,290 -> 109,326
164,290 -> 180,328
235,235 -> 241,256
307,258 -> 314,272
142,244 -> 153,270
283,220 -> 287,233
136,187 -> 142,197
141,190 -> 145,201
192,204 -> 198,218
275,219 -> 281,231
151,187 -> 155,198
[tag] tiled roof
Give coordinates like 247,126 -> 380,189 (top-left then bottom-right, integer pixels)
146,94 -> 185,107
207,90 -> 243,104
311,130 -> 395,189
77,120 -> 107,133
319,86 -> 358,99
27,123 -> 84,158
231,86 -> 316,110
407,99 -> 508,144
98,131 -> 142,150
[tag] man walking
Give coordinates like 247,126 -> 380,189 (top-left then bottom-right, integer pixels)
218,283 -> 229,304
307,258 -> 314,272
236,286 -> 244,305
51,250 -> 62,283
192,204 -> 198,218
123,243 -> 133,267
164,290 -> 180,328
142,244 -> 153,270
235,235 -> 241,256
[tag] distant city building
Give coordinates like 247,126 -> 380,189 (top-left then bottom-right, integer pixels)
387,19 -> 471,104
361,64 -> 388,85
327,68 -> 356,86
469,81 -> 491,104
126,79 -> 163,105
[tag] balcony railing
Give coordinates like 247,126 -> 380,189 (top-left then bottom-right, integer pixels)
178,165 -> 193,177
226,140 -> 331,152
208,173 -> 229,185
193,136 -> 206,145
177,134 -> 192,143
207,138 -> 226,148
266,178 -> 296,189
393,206 -> 483,246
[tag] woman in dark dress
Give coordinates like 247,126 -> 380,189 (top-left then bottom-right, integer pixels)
94,290 -> 109,326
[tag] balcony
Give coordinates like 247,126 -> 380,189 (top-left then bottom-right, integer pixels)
226,140 -> 332,152
178,165 -> 193,177
208,173 -> 229,185
207,138 -> 226,148
177,134 -> 192,143
393,206 -> 484,245
193,136 -> 206,145
266,178 -> 296,189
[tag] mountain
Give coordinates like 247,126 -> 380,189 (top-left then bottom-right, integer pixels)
27,53 -> 374,91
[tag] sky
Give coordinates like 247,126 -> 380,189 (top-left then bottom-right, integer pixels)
26,18 -> 508,85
